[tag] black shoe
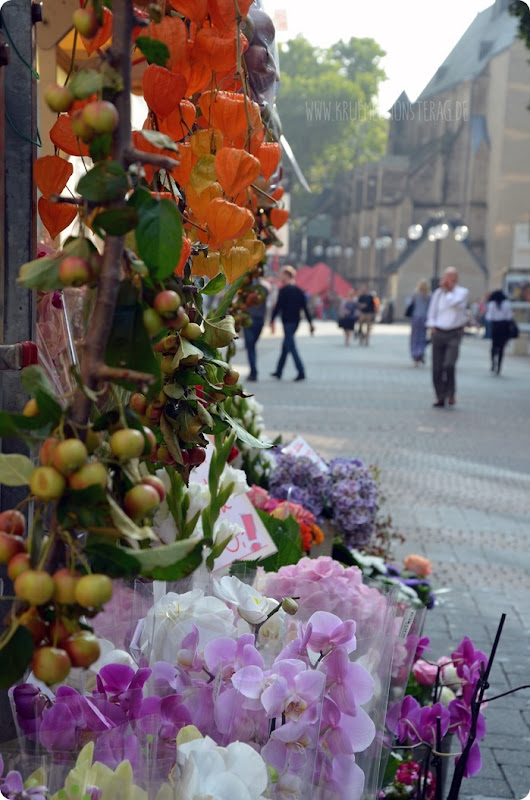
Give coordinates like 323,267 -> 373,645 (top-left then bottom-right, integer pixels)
270,372 -> 281,379
247,375 -> 257,382
294,374 -> 305,381
432,400 -> 445,408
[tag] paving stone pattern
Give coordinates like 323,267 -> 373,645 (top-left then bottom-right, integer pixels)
233,321 -> 530,800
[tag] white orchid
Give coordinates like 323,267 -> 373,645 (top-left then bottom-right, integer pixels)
141,588 -> 239,663
175,733 -> 268,800
213,518 -> 243,549
213,575 -> 278,625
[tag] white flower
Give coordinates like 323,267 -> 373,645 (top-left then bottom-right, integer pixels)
439,686 -> 457,706
176,736 -> 268,800
141,588 -> 239,663
350,549 -> 386,573
220,464 -> 250,497
186,482 -> 211,521
213,575 -> 278,625
440,662 -> 462,689
213,519 -> 242,549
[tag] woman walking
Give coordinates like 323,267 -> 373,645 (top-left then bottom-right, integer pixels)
337,289 -> 357,345
485,289 -> 513,375
408,279 -> 431,366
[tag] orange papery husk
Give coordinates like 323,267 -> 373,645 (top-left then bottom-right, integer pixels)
38,197 -> 77,240
191,249 -> 221,279
170,142 -> 196,188
214,147 -> 260,198
270,207 -> 290,230
205,197 -> 255,246
132,129 -> 179,184
34,156 -> 73,199
192,28 -> 248,72
169,0 -> 207,24
142,65 -> 187,120
81,7 -> 112,54
159,99 -> 196,142
271,186 -> 285,202
257,141 -> 281,181
190,128 -> 224,157
186,182 -> 224,221
207,0 -> 253,32
147,16 -> 188,71
49,115 -> 91,158
221,245 -> 251,283
228,125 -> 264,153
174,236 -> 192,276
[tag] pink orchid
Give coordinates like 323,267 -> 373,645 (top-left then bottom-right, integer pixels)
306,611 -> 357,655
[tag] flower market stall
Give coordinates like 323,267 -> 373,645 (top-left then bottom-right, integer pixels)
0,0 -> 519,798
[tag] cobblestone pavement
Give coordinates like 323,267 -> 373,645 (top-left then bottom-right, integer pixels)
233,320 -> 530,800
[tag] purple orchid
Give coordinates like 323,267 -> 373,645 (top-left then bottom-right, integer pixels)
321,647 -> 374,716
95,664 -> 151,716
204,633 -> 264,681
93,726 -> 142,771
261,659 -> 325,723
305,611 -> 356,656
135,693 -> 191,749
175,625 -> 202,673
1,770 -> 48,800
451,637 -> 488,680
448,697 -> 487,777
12,684 -> 51,738
386,695 -> 450,746
319,697 -> 375,756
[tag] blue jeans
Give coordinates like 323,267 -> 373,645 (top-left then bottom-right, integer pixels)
275,321 -> 305,377
243,318 -> 264,378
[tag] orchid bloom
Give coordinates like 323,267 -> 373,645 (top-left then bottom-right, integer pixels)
260,659 -> 325,722
213,576 -> 279,625
305,611 -> 357,656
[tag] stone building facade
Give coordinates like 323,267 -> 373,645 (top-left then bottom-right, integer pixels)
332,0 -> 530,316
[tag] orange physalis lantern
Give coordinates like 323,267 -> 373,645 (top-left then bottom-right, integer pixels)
159,99 -> 196,142
271,186 -> 285,202
175,236 -> 193,276
169,0 -> 207,24
270,208 -> 290,230
207,0 -> 253,31
191,250 -> 221,280
190,128 -> 223,157
238,234 -> 266,267
205,197 -> 254,245
221,246 -> 251,283
214,148 -> 260,198
81,7 -> 112,55
147,16 -> 188,71
170,142 -> 196,187
49,115 -> 91,158
192,28 -> 244,72
186,182 -> 224,222
38,197 -> 77,240
34,156 -> 73,199
142,65 -> 187,120
257,142 -> 281,181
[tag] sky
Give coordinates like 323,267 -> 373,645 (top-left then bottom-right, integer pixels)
270,0 -> 495,112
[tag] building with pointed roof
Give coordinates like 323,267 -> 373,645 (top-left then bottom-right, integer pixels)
332,0 -> 530,316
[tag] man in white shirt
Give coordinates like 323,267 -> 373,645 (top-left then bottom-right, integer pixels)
426,267 -> 469,407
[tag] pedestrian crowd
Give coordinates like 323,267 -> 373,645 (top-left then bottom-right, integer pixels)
238,264 -> 519,407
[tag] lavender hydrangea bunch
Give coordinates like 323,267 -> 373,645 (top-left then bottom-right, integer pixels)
268,452 -> 331,519
328,458 -> 379,547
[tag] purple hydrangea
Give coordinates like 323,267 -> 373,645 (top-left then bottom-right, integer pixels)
269,453 -> 331,519
327,459 -> 379,547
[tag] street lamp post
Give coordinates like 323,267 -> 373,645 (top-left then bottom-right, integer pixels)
408,217 -> 469,291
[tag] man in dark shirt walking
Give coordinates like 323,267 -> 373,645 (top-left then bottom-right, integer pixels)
270,266 -> 314,381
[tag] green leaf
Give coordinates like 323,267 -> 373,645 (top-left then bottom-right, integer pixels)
135,36 -> 170,67
252,509 -> 302,571
163,383 -> 185,400
68,67 -> 123,98
127,187 -> 156,211
34,391 -> 64,427
89,134 -> 112,163
20,365 -> 57,399
107,495 -> 157,542
218,407 -> 271,449
172,338 -> 203,369
17,255 -> 61,291
208,272 -> 247,318
93,207 -> 139,236
122,538 -> 204,580
0,454 -> 34,486
200,272 -> 226,296
0,626 -> 34,689
84,541 -> 141,578
135,199 -> 183,280
104,280 -> 161,394
77,161 -> 129,203
0,411 -> 53,437
139,129 -> 179,153
57,485 -> 111,529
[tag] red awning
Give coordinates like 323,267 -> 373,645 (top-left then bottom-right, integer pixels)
296,262 -> 353,298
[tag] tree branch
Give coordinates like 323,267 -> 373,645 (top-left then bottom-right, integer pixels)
96,364 -> 156,387
124,146 -> 180,171
49,194 -> 83,206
